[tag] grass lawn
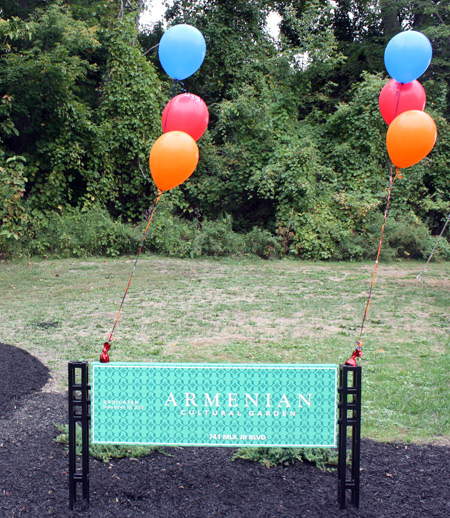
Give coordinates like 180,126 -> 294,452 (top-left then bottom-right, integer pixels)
1,256 -> 449,443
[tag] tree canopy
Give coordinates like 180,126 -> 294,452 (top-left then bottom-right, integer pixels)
1,0 -> 449,259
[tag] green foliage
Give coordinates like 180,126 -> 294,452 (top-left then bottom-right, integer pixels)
0,153 -> 28,247
233,446 -> 338,471
0,2 -> 162,217
322,73 -> 388,193
1,0 -> 449,260
54,423 -> 158,462
189,215 -> 283,258
429,234 -> 450,261
3,206 -> 141,258
252,129 -> 347,260
383,213 -> 433,260
242,226 -> 284,259
147,211 -> 284,259
0,95 -> 27,248
192,215 -> 245,257
146,197 -> 198,258
0,3 -> 100,210
0,94 -> 18,141
0,92 -> 28,250
1,204 -> 284,260
87,21 -> 163,219
166,0 -> 277,104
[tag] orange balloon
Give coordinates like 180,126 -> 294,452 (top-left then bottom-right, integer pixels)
386,110 -> 437,169
149,131 -> 199,191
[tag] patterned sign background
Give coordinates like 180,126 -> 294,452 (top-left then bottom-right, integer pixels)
91,363 -> 337,447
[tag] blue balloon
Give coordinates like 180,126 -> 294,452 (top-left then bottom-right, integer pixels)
159,24 -> 206,80
384,31 -> 432,84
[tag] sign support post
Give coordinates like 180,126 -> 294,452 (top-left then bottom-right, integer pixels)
338,364 -> 362,509
68,361 -> 90,511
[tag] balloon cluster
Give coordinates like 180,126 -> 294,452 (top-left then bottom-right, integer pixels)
149,25 -> 209,191
380,31 -> 437,169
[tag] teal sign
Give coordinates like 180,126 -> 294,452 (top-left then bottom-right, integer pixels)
91,363 -> 338,447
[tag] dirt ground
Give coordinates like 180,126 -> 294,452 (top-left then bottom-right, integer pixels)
0,342 -> 449,517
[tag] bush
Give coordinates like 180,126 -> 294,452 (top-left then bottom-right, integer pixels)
192,215 -> 245,257
232,446 -> 338,471
3,206 -> 141,258
384,214 -> 434,260
2,204 -> 284,261
0,154 -> 27,250
55,423 -> 159,462
242,227 -> 284,259
191,216 -> 284,259
331,211 -> 437,262
4,202 -> 443,262
145,201 -> 197,258
429,235 -> 450,261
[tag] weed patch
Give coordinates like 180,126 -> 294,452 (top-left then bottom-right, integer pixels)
54,423 -> 161,462
233,447 -> 338,471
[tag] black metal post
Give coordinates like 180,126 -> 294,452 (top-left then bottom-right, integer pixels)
68,361 -> 90,511
338,364 -> 362,509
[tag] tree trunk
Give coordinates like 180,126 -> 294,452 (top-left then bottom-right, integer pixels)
380,0 -> 401,40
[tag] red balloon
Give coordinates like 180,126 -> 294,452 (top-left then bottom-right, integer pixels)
379,79 -> 426,125
162,93 -> 209,141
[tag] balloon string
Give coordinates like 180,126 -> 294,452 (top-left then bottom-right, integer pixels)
171,79 -> 178,99
164,79 -> 188,133
346,165 -> 401,365
393,82 -> 404,119
170,79 -> 187,99
162,82 -> 178,134
358,165 -> 401,343
100,190 -> 163,363
164,79 -> 186,132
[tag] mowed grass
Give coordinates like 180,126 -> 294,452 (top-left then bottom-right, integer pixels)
0,256 -> 449,443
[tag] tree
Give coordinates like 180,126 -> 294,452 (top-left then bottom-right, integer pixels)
0,95 -> 27,247
1,0 -> 449,258
0,3 -> 100,208
88,19 -> 163,218
0,1 -> 163,217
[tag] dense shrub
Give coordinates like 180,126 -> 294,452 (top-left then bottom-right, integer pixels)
192,215 -> 245,257
1,206 -> 140,258
191,216 -> 284,258
334,212 -> 437,262
145,200 -> 197,258
0,208 -> 286,260
2,203 -> 447,261
243,227 -> 284,259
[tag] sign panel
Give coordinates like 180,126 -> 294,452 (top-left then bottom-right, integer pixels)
91,362 -> 338,447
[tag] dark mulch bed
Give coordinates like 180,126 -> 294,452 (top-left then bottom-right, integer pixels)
1,343 -> 449,517
0,343 -> 49,417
